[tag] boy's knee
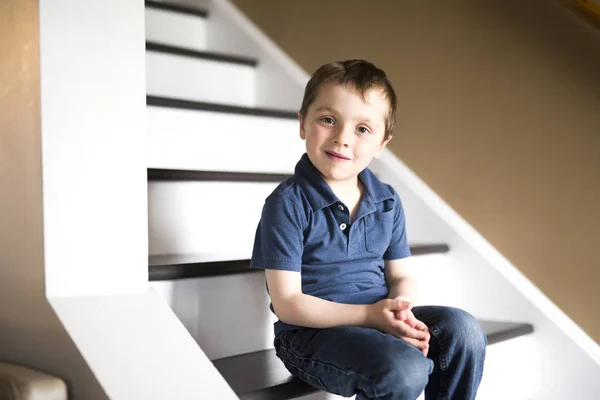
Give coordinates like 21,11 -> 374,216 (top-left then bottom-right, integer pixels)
442,307 -> 487,353
372,351 -> 431,400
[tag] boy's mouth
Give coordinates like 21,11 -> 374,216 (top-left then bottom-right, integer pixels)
325,150 -> 351,162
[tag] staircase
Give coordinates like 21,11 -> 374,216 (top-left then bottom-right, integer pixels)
144,1 -> 536,398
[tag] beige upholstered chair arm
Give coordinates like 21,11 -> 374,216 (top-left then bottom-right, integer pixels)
0,363 -> 67,400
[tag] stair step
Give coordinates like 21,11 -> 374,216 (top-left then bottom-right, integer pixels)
147,95 -> 298,119
149,257 -> 256,281
148,244 -> 451,281
145,2 -> 208,52
213,320 -> 534,400
147,169 -> 290,182
146,42 -> 258,66
149,181 -> 279,255
145,0 -> 208,18
146,43 -> 258,106
409,243 -> 450,256
146,106 -> 302,173
478,320 -> 535,345
213,349 -> 314,400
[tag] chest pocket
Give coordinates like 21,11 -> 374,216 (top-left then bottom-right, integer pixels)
364,210 -> 394,257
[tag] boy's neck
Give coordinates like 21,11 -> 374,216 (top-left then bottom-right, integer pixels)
324,176 -> 360,197
325,176 -> 364,220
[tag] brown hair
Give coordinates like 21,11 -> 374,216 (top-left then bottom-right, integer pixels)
299,60 -> 397,140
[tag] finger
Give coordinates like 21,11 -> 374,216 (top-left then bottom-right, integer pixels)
397,335 -> 430,352
402,324 -> 428,340
393,296 -> 414,310
411,321 -> 431,343
409,322 -> 429,340
413,319 -> 427,330
404,315 -> 418,328
389,299 -> 412,311
390,320 -> 428,340
394,310 -> 408,321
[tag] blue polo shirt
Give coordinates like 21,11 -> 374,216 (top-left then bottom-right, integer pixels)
251,153 -> 411,335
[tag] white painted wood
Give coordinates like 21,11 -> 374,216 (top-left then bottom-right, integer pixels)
40,0 -> 147,297
478,336 -> 539,400
148,181 -> 278,255
49,291 -> 237,399
202,0 -> 305,110
146,106 -> 304,173
151,273 -> 277,360
146,51 -> 256,106
145,7 -> 207,51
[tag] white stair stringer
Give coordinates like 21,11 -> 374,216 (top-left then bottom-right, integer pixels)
145,6 -> 207,51
146,106 -> 303,173
49,290 -> 238,400
148,181 -> 279,256
151,271 -> 277,360
146,51 -> 256,106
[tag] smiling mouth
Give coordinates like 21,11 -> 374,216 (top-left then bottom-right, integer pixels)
325,151 -> 351,161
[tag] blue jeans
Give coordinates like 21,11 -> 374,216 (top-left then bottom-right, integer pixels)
274,306 -> 486,400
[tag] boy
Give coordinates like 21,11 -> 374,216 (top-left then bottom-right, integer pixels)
251,60 -> 486,400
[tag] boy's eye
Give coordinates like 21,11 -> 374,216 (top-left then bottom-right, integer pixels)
321,117 -> 334,124
357,126 -> 370,134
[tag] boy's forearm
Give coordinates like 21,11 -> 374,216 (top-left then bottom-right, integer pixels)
387,276 -> 417,303
274,293 -> 371,329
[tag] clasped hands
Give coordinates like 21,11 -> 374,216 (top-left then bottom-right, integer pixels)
368,296 -> 431,356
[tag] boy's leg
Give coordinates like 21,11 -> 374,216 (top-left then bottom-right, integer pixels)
274,326 -> 433,400
412,306 -> 487,400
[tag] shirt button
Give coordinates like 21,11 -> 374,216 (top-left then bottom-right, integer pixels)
338,204 -> 344,211
339,223 -> 347,231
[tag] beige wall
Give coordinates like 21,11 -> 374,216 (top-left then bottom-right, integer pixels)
0,1 -> 107,397
233,0 -> 600,343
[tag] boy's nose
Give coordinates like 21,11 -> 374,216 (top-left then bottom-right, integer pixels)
333,127 -> 353,147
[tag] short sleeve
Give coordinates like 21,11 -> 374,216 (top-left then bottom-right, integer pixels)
250,194 -> 306,271
383,190 -> 411,260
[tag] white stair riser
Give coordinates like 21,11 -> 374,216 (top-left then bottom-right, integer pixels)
146,52 -> 256,106
151,272 -> 276,360
146,107 -> 304,173
148,181 -> 278,255
477,335 -> 539,400
145,8 -> 207,51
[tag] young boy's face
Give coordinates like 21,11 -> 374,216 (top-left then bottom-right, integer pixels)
299,83 -> 391,187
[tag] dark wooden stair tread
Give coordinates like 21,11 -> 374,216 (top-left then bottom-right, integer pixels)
478,320 -> 534,345
147,95 -> 298,119
146,41 -> 258,66
213,320 -> 533,400
213,350 -> 315,400
147,168 -> 290,182
145,0 -> 208,18
148,244 -> 450,281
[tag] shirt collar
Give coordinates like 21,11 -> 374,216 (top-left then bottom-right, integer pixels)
295,153 -> 395,212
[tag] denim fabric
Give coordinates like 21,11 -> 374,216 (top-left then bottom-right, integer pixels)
274,306 -> 486,400
251,154 -> 411,335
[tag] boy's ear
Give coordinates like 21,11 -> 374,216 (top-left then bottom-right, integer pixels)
298,112 -> 306,140
374,136 -> 392,159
